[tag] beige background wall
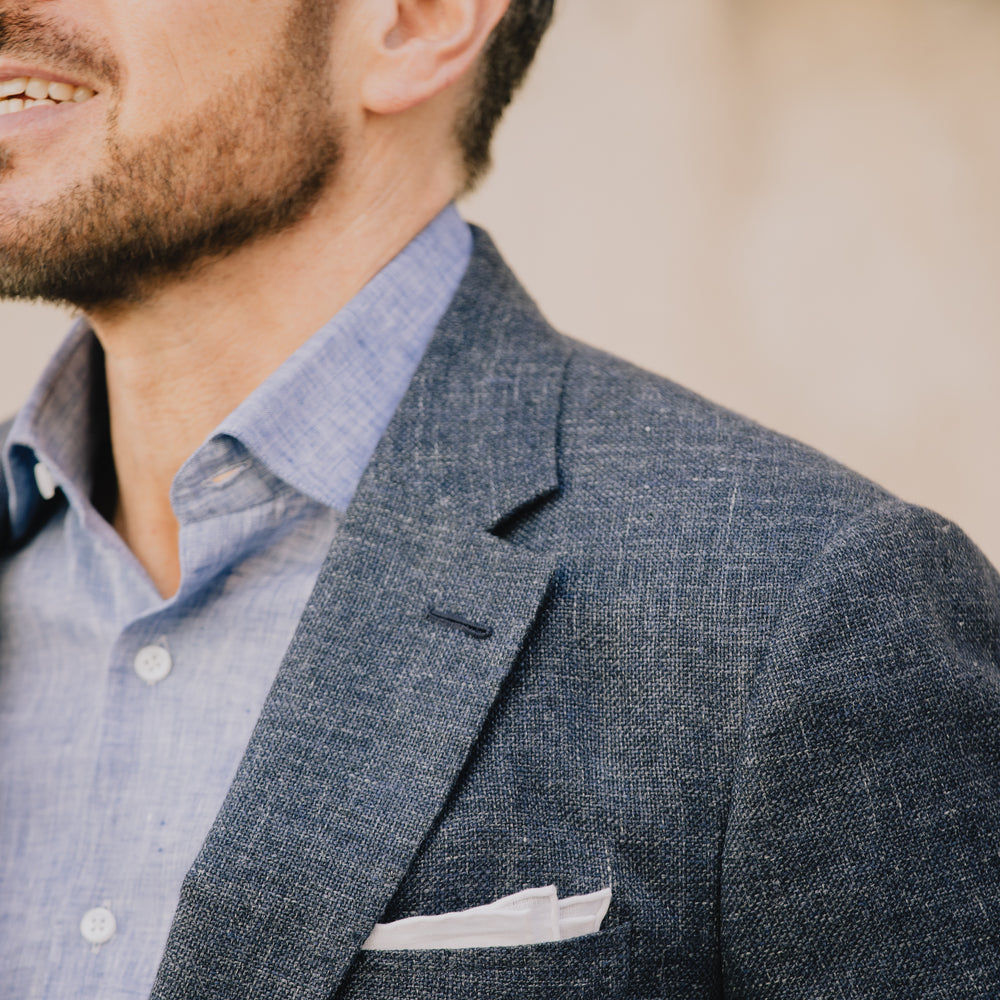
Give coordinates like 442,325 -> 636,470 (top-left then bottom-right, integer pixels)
2,0 -> 999,565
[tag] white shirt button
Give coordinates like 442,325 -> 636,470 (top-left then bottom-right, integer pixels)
33,461 -> 57,500
134,645 -> 172,685
80,906 -> 116,945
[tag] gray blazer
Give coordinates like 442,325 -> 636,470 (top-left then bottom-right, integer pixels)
86,231 -> 997,996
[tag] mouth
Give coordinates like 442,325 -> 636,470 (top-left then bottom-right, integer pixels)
0,76 -> 96,117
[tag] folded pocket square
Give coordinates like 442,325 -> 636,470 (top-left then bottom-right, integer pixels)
361,885 -> 612,951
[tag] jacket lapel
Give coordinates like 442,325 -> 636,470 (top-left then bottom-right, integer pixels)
151,230 -> 572,1000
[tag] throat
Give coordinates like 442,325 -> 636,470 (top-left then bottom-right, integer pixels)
112,496 -> 182,601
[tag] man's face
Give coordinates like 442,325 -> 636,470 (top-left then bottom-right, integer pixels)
0,0 -> 343,310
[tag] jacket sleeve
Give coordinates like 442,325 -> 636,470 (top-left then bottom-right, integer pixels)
720,500 -> 1000,997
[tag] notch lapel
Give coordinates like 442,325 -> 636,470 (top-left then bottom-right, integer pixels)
151,231 -> 572,999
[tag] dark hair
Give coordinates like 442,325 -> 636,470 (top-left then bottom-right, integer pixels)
457,0 -> 556,191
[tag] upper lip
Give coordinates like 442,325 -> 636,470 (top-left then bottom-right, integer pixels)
0,61 -> 96,91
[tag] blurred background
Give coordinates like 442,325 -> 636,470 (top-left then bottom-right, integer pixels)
2,0 -> 999,564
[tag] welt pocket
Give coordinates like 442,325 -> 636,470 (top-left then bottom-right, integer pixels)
337,922 -> 631,1000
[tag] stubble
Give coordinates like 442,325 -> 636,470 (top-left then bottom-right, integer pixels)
0,0 -> 343,310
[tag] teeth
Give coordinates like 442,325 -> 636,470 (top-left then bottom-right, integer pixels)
0,77 -> 26,97
24,77 -> 49,99
48,81 -> 76,102
0,76 -> 96,117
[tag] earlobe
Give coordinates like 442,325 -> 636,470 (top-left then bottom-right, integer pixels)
360,0 -> 511,116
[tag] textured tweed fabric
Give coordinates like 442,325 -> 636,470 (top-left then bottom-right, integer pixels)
6,230 -> 995,998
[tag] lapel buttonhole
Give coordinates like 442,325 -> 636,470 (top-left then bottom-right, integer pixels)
426,608 -> 494,641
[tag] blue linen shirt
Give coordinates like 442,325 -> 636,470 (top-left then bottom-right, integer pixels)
0,206 -> 472,999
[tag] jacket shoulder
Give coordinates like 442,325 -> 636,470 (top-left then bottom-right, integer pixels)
553,336 -> 894,554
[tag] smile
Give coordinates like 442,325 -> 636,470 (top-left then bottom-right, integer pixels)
0,77 -> 96,116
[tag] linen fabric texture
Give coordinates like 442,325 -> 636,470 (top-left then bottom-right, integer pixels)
2,229 -> 997,998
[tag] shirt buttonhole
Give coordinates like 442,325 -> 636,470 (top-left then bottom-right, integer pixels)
208,460 -> 252,488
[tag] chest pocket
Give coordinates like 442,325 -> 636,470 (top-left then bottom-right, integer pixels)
335,923 -> 630,1000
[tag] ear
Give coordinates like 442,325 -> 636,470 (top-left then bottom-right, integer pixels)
360,0 -> 512,115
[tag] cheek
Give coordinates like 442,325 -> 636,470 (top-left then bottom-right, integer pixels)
111,0 -> 293,131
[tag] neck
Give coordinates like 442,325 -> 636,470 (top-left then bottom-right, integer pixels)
90,169 -> 454,598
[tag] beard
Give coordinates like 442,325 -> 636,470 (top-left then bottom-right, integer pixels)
0,0 -> 343,311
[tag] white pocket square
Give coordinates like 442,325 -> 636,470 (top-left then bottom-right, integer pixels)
361,885 -> 612,951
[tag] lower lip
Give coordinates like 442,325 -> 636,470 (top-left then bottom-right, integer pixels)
0,98 -> 98,139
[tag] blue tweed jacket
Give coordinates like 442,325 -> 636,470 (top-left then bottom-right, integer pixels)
99,231 -> 998,996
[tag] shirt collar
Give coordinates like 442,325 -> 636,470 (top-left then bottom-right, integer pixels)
3,320 -> 106,540
206,203 -> 471,511
3,204 -> 472,539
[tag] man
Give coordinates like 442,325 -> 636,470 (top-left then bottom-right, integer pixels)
0,0 -> 997,996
